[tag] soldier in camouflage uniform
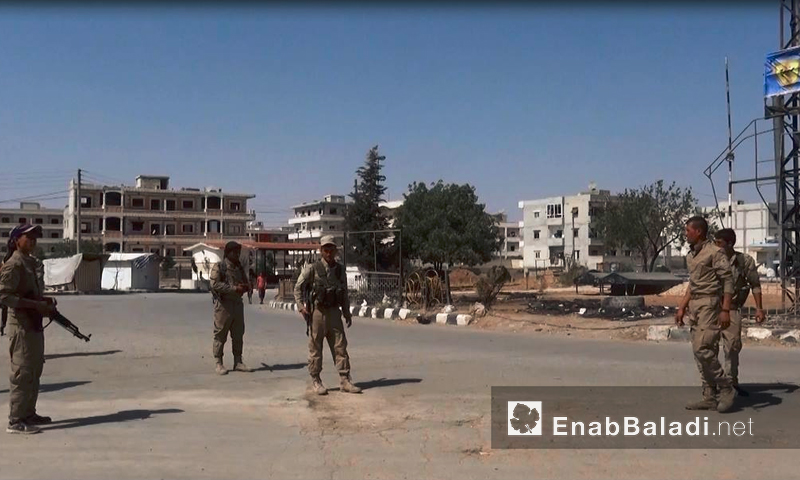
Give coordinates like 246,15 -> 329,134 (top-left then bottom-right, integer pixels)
210,241 -> 253,375
0,224 -> 56,434
675,216 -> 736,413
294,235 -> 361,395
714,228 -> 766,397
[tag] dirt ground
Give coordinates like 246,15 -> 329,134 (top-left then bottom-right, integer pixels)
448,285 -> 796,347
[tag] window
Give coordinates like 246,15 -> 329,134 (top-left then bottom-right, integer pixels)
151,199 -> 161,211
50,218 -> 60,225
1,217 -> 8,223
330,208 -> 338,215
329,225 -> 336,230
509,231 -> 517,237
33,218 -> 43,225
131,198 -> 145,209
573,228 -> 579,237
1,232 -> 8,238
81,222 -> 90,234
131,221 -> 144,232
182,200 -> 194,210
535,251 -> 541,259
533,211 -> 540,219
150,248 -> 161,255
589,247 -> 602,256
80,196 -> 92,207
150,224 -> 162,235
182,224 -> 194,234
18,217 -> 26,224
533,230 -> 540,239
510,245 -> 516,252
571,208 -> 578,217
165,224 -> 176,236
50,232 -> 59,239
166,200 -> 176,211
166,248 -> 176,257
624,250 -> 632,257
230,202 -> 241,211
230,225 -> 241,234
131,247 -> 145,253
574,251 -> 581,260
546,204 -> 562,219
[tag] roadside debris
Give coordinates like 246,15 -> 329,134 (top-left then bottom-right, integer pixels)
526,299 -> 672,321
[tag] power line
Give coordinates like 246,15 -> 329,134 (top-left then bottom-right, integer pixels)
0,190 -> 70,205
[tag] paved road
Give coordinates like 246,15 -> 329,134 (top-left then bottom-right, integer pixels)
0,293 -> 798,480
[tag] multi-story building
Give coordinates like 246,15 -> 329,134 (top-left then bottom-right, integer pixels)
0,202 -> 65,256
519,184 -> 612,271
690,201 -> 779,273
492,212 -> 523,259
288,195 -> 348,243
64,175 -> 255,256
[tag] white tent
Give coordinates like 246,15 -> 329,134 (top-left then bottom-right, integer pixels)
102,253 -> 159,291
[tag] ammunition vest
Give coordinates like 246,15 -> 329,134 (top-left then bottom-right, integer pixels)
312,260 -> 345,308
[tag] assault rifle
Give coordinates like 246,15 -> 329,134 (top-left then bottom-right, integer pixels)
48,310 -> 92,342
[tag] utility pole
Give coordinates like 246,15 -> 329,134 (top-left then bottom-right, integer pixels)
76,169 -> 82,255
725,57 -> 734,227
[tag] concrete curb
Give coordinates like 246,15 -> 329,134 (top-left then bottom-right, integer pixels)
266,301 -> 472,326
647,325 -> 800,344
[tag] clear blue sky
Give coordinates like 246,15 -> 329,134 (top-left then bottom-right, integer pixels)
0,4 -> 778,224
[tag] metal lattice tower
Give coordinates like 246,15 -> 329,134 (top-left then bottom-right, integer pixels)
766,0 -> 800,307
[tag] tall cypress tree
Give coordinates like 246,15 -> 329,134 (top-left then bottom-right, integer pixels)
344,145 -> 389,271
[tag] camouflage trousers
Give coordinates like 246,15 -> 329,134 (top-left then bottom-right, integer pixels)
688,296 -> 731,391
7,322 -> 44,424
308,306 -> 350,377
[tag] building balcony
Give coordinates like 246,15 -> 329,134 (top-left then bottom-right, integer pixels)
78,209 -> 254,220
547,236 -> 565,246
288,214 -> 344,225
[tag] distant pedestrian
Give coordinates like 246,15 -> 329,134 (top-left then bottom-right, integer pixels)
675,216 -> 736,413
294,236 -> 361,395
0,224 -> 56,434
714,228 -> 766,397
210,242 -> 253,375
257,272 -> 267,304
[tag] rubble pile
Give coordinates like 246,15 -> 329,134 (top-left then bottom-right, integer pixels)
526,299 -> 673,321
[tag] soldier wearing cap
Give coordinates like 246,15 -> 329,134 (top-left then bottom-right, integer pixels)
0,224 -> 56,434
210,241 -> 253,375
294,235 -> 361,395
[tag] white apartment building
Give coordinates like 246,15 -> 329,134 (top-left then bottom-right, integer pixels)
699,201 -> 779,273
492,212 -> 523,259
288,195 -> 348,243
519,185 -> 611,271
0,203 -> 65,256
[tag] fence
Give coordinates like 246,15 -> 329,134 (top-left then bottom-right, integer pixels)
348,272 -> 403,306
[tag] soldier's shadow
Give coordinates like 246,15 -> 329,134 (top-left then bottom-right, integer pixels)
327,377 -> 423,392
253,362 -> 306,372
0,380 -> 91,395
41,408 -> 184,431
726,383 -> 799,413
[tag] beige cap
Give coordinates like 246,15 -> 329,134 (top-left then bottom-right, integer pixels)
320,235 -> 337,247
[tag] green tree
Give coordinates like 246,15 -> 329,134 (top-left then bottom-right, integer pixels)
48,239 -> 105,259
394,181 -> 500,272
594,180 -> 697,272
344,145 -> 389,270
